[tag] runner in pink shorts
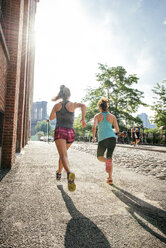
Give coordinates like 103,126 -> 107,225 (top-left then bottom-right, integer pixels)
49,85 -> 86,191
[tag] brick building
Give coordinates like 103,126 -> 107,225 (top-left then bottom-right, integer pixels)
0,0 -> 39,169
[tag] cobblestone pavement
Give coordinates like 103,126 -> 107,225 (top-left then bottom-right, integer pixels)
71,142 -> 166,180
0,141 -> 166,248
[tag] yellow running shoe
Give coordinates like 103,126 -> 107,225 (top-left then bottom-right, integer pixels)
68,172 -> 76,192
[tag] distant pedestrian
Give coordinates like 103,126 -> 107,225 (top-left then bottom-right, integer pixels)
127,129 -> 131,144
143,132 -> 147,144
135,128 -> 140,145
92,97 -> 119,185
131,128 -> 136,146
120,132 -> 124,144
123,130 -> 127,144
49,85 -> 86,191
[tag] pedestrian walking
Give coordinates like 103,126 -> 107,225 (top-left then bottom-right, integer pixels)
131,128 -> 136,146
49,85 -> 86,191
120,131 -> 124,144
123,130 -> 127,144
92,97 -> 119,185
135,128 -> 140,145
127,129 -> 131,144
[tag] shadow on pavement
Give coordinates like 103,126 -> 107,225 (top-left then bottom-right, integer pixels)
57,185 -> 111,248
0,169 -> 10,182
111,184 -> 166,244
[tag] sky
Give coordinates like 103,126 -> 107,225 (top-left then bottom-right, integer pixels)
33,0 -> 166,119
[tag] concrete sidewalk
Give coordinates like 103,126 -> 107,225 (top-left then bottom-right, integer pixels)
0,141 -> 166,248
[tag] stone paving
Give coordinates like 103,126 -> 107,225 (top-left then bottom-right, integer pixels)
72,142 -> 166,180
0,141 -> 166,248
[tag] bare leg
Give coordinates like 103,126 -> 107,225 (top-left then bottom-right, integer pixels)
55,139 -> 76,191
58,159 -> 63,174
55,139 -> 71,173
58,143 -> 72,174
97,156 -> 113,179
108,163 -> 113,179
97,156 -> 106,163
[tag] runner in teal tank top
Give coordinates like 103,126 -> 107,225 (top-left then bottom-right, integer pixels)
92,97 -> 119,185
98,112 -> 116,142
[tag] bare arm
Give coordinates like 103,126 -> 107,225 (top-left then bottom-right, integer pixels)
92,115 -> 98,142
49,105 -> 56,120
74,102 -> 86,127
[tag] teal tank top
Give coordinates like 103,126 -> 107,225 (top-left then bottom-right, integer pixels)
98,112 -> 116,142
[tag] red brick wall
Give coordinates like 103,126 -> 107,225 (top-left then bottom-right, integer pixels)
1,0 -> 38,168
2,0 -> 25,168
0,42 -> 7,112
17,0 -> 30,152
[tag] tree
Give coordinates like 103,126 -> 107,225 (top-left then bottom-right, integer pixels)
151,80 -> 166,127
84,64 -> 146,128
49,129 -> 55,138
36,131 -> 44,139
73,117 -> 92,140
73,118 -> 84,137
35,120 -> 52,135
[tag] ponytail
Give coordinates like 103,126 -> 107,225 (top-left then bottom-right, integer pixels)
52,85 -> 71,101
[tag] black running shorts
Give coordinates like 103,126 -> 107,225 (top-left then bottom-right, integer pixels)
97,137 -> 116,158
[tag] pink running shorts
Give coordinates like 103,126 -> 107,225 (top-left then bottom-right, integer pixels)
54,127 -> 75,143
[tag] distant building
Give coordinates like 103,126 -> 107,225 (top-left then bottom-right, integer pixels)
137,113 -> 156,129
31,101 -> 48,135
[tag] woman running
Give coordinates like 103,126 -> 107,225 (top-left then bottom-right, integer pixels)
92,97 -> 119,185
49,85 -> 86,191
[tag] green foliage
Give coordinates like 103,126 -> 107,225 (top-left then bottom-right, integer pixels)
144,127 -> 159,134
74,117 -> 92,140
35,120 -> 52,135
31,135 -> 38,141
37,131 -> 44,138
151,80 -> 166,127
49,129 -> 55,137
83,64 -> 146,127
74,118 -> 84,137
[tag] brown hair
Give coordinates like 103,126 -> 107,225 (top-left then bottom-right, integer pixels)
98,97 -> 109,111
52,85 -> 71,101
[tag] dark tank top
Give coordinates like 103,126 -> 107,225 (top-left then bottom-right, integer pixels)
56,101 -> 74,129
